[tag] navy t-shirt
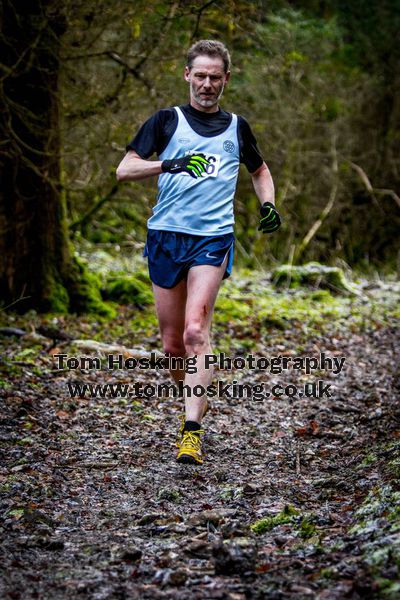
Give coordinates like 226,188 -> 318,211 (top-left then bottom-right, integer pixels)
126,104 -> 264,174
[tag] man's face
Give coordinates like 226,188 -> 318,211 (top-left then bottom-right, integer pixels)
184,55 -> 230,112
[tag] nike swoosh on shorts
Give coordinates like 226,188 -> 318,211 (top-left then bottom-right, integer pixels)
205,251 -> 218,259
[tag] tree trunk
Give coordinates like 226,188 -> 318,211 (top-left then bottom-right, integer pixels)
0,0 -> 89,312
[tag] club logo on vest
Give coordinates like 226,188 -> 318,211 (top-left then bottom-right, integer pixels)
223,140 -> 235,153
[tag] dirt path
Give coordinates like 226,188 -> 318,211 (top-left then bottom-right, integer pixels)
1,317 -> 399,599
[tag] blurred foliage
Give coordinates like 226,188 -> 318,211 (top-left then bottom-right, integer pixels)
59,0 -> 400,271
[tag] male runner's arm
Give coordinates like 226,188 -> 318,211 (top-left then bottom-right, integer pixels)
116,150 -> 163,182
116,150 -> 210,182
252,162 -> 281,233
251,162 -> 275,206
239,116 -> 280,233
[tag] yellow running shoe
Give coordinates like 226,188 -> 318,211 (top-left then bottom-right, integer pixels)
177,401 -> 209,442
176,429 -> 204,464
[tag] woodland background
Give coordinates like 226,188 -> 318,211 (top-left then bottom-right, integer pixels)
1,2 -> 400,599
63,0 -> 400,268
1,0 -> 400,312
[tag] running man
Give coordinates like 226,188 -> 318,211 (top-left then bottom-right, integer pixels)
116,40 -> 281,464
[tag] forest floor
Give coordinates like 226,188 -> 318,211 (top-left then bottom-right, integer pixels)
0,266 -> 399,599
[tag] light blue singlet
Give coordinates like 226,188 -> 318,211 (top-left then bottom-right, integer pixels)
147,106 -> 240,236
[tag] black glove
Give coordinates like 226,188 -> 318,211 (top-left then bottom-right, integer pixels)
258,201 -> 281,233
161,154 -> 209,179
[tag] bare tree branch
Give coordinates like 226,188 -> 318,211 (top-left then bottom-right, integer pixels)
349,161 -> 400,209
190,0 -> 218,41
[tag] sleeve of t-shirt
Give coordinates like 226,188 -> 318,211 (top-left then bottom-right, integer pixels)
238,116 -> 264,173
126,108 -> 177,158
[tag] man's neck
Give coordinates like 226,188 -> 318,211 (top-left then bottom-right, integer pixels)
189,100 -> 220,114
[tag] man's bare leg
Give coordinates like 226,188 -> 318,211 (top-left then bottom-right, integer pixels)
152,278 -> 187,384
152,260 -> 227,464
183,259 -> 228,423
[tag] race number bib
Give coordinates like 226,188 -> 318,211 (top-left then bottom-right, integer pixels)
185,151 -> 221,178
202,153 -> 220,178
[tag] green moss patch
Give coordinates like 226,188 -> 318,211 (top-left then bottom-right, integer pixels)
251,505 -> 300,534
272,262 -> 358,296
348,484 -> 400,589
102,273 -> 153,307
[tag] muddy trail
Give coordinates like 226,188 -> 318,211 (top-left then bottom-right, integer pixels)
1,279 -> 399,599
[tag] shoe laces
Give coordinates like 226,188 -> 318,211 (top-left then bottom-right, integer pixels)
180,429 -> 204,452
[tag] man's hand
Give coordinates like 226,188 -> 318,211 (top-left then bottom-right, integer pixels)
162,154 -> 209,179
258,201 -> 281,233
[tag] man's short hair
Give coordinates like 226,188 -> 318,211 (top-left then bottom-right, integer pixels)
187,40 -> 231,73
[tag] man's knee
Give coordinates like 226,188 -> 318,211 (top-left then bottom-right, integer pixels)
183,322 -> 208,354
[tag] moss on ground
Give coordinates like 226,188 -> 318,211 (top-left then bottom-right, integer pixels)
1,251 -> 399,353
272,262 -> 358,295
68,256 -> 115,317
251,506 -> 319,541
215,296 -> 253,321
102,273 -> 153,307
213,268 -> 399,352
251,505 -> 300,534
75,250 -> 399,341
348,483 -> 400,592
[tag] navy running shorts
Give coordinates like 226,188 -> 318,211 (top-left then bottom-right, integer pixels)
143,230 -> 235,288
